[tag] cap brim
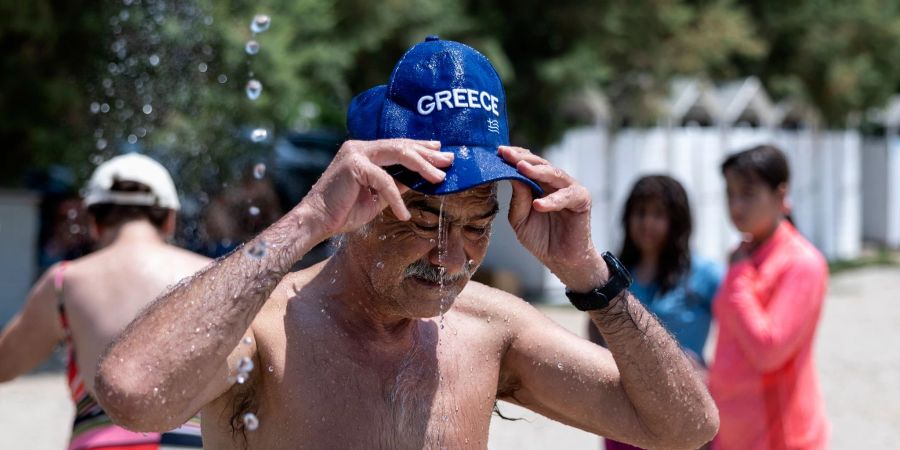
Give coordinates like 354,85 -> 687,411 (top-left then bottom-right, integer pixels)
387,145 -> 544,196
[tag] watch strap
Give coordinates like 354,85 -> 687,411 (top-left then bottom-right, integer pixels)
565,252 -> 632,311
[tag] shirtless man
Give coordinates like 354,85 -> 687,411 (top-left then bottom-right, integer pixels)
0,154 -> 209,448
95,37 -> 718,449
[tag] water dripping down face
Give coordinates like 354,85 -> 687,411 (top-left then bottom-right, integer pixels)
355,186 -> 498,318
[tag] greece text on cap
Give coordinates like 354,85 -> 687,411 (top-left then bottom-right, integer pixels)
416,88 -> 499,116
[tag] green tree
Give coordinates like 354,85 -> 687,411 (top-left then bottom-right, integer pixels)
739,0 -> 900,126
5,0 -> 900,192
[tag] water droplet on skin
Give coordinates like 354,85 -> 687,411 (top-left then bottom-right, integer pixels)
238,357 -> 254,373
250,14 -> 271,33
153,387 -> 159,395
253,163 -> 266,179
267,365 -> 274,373
250,128 -> 268,142
376,261 -> 384,269
236,373 -> 247,384
378,234 -> 387,241
246,79 -> 262,100
249,206 -> 260,216
242,336 -> 252,345
330,278 -> 336,284
243,412 -> 259,430
148,54 -> 160,66
442,414 -> 448,422
245,40 -> 260,55
557,362 -> 564,370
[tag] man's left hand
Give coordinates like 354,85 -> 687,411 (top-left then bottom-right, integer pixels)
500,145 -> 608,292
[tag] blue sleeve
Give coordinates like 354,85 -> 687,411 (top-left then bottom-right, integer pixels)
690,258 -> 724,310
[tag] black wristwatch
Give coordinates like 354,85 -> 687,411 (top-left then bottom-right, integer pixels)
565,252 -> 633,311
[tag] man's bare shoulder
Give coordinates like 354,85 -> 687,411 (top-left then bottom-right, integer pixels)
252,262 -> 324,323
161,244 -> 213,270
453,280 -> 546,327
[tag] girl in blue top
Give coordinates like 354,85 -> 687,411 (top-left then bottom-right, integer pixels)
589,175 -> 722,449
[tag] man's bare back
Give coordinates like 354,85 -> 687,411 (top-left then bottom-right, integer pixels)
63,231 -> 210,393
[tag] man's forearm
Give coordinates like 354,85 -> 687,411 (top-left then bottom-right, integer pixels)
95,205 -> 326,426
589,293 -> 718,447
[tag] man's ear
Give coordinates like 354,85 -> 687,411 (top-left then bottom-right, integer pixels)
88,215 -> 101,242
162,210 -> 177,238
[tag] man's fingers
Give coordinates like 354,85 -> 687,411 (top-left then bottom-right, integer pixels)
533,185 -> 591,214
498,145 -> 549,166
369,140 -> 452,184
417,146 -> 454,168
359,161 -> 410,221
516,160 -> 572,190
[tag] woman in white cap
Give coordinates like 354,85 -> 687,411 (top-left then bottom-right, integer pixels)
0,153 -> 210,450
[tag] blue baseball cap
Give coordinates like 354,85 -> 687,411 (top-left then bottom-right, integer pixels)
346,36 -> 543,196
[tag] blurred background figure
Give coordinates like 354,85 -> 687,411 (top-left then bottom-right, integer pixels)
0,154 -> 209,450
201,163 -> 282,257
709,145 -> 829,450
589,174 -> 722,450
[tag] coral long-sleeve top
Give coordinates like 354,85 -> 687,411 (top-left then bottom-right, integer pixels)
709,221 -> 830,450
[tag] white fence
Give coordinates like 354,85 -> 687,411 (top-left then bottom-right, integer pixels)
862,135 -> 900,248
483,125 -> 863,300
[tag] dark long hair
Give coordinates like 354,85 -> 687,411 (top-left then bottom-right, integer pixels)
619,175 -> 693,295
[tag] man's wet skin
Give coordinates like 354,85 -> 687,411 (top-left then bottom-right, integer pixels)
96,139 -> 718,450
202,187 -> 514,449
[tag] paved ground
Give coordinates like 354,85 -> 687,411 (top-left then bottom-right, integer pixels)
1,266 -> 897,449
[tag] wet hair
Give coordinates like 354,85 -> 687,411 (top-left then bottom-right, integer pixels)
86,180 -> 171,229
720,144 -> 790,190
619,175 -> 692,294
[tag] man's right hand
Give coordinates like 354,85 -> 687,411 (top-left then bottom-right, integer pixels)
299,139 -> 453,239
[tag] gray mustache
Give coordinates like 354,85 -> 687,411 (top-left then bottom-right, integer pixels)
403,259 -> 475,284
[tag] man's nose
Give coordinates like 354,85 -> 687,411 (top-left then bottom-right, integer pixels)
428,226 -> 468,276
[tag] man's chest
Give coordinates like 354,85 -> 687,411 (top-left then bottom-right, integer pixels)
246,324 -> 505,448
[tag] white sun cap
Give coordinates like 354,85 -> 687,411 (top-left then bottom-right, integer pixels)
83,153 -> 181,211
